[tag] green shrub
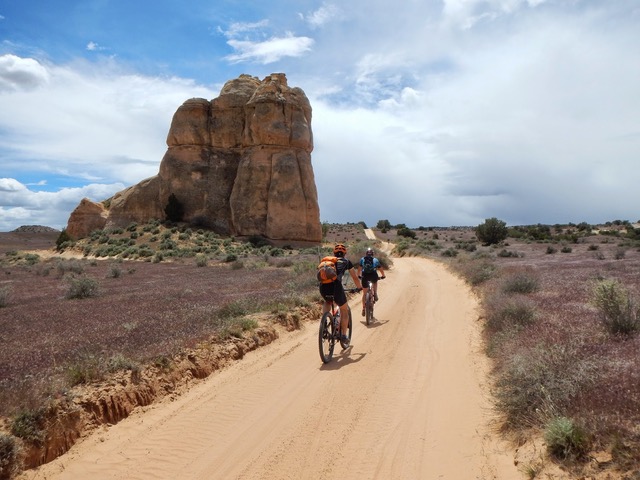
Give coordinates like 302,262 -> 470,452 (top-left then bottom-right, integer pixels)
0,433 -> 21,480
560,246 -> 572,253
66,276 -> 100,299
544,417 -> 589,459
107,265 -> 122,278
397,227 -> 416,239
195,254 -> 208,267
10,409 -> 45,445
546,246 -> 557,254
591,279 -> 640,335
55,229 -> 73,251
476,217 -> 508,245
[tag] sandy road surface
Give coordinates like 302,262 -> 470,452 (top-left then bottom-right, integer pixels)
24,257 -> 520,480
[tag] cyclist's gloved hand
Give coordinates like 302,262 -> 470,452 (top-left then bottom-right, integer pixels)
358,275 -> 362,279
381,276 -> 386,279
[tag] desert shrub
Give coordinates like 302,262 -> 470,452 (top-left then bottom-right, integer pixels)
494,344 -> 596,427
230,260 -> 244,270
441,248 -> 458,257
55,229 -> 73,251
23,254 -> 40,266
10,409 -> 45,445
502,271 -> 540,294
497,249 -> 521,258
225,253 -> 238,263
544,417 -> 589,459
454,257 -> 497,286
0,286 -> 11,308
591,279 -> 640,335
561,246 -> 572,253
615,248 -> 626,260
195,254 -> 208,267
66,276 -> 100,299
107,265 -> 122,278
0,433 -> 20,480
546,246 -> 557,254
588,244 -> 599,251
397,227 -> 416,239
484,294 -> 537,334
476,217 -> 508,245
57,259 -> 85,276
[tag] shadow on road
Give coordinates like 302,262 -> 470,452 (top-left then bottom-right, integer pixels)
319,348 -> 367,370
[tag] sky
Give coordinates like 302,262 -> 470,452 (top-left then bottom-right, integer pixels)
0,0 -> 639,232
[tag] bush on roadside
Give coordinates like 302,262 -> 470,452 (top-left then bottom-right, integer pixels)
544,416 -> 590,459
591,279 -> 640,335
0,433 -> 21,480
494,343 -> 596,427
10,410 -> 45,446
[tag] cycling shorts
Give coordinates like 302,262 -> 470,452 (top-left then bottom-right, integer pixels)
319,281 -> 347,306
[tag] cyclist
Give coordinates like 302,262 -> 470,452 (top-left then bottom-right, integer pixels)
358,247 -> 386,316
319,243 -> 362,346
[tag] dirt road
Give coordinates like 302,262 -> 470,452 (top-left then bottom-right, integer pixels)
24,257 -> 520,480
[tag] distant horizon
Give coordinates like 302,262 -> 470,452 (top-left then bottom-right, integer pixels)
4,218 -> 639,235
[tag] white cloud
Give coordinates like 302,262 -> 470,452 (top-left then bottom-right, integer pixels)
222,20 -> 270,38
0,54 -> 50,91
0,178 -> 124,231
304,3 -> 340,28
225,33 -> 314,64
0,54 -> 212,185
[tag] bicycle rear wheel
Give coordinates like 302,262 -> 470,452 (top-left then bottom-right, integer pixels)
319,312 -> 335,363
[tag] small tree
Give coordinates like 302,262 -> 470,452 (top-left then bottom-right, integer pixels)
376,219 -> 392,230
164,193 -> 184,223
476,217 -> 508,245
56,229 -> 73,251
397,227 -> 416,239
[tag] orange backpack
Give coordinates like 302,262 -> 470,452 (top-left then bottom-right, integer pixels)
317,256 -> 338,284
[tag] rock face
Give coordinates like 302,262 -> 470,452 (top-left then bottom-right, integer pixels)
66,73 -> 321,244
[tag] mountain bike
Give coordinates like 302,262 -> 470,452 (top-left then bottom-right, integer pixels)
364,280 -> 375,325
318,290 -> 358,364
363,277 -> 384,325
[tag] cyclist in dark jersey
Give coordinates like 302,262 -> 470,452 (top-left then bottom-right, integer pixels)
319,243 -> 362,346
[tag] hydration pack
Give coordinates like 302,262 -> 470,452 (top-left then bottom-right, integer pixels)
361,255 -> 375,274
317,256 -> 338,284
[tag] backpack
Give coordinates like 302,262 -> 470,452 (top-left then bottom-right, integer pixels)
317,256 -> 338,284
361,256 -> 375,274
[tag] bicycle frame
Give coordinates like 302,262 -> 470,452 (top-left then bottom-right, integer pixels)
318,291 -> 354,364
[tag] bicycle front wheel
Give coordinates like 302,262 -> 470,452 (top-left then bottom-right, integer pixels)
365,292 -> 373,325
318,312 -> 335,363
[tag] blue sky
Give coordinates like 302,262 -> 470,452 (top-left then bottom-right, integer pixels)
1,0 -> 639,232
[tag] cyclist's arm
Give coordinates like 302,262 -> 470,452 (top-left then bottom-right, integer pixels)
349,268 -> 363,289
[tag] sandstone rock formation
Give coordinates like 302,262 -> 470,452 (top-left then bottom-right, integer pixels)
66,73 -> 321,244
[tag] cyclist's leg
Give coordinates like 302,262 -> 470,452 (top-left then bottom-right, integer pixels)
319,283 -> 332,314
333,283 -> 349,336
361,285 -> 367,314
372,274 -> 380,300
